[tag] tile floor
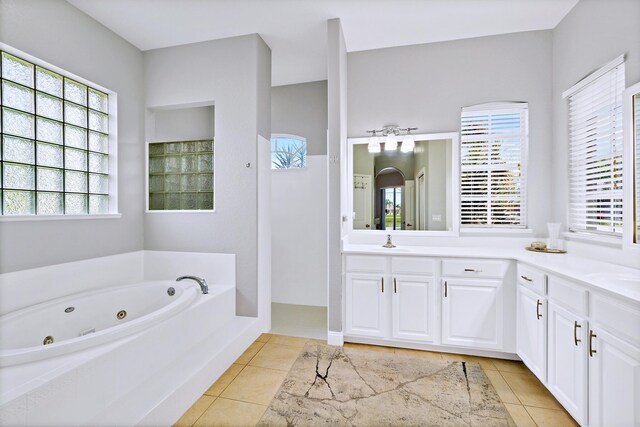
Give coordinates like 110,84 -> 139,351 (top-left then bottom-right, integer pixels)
174,335 -> 578,427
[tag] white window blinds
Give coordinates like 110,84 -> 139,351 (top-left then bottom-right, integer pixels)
566,60 -> 625,235
460,103 -> 528,227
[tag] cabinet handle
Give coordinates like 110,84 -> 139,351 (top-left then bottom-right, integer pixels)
589,330 -> 597,357
444,281 -> 448,298
381,277 -> 384,293
394,277 -> 397,293
536,300 -> 542,319
464,268 -> 482,273
574,321 -> 582,346
520,275 -> 532,282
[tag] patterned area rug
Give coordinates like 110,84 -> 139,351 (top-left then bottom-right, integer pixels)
258,343 -> 515,426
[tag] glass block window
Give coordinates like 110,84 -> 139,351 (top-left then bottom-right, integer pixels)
0,50 -> 110,215
148,140 -> 214,211
271,135 -> 306,169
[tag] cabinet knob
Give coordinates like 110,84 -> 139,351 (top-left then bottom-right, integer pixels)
520,275 -> 533,282
443,281 -> 448,298
394,277 -> 397,293
536,300 -> 542,319
381,277 -> 384,293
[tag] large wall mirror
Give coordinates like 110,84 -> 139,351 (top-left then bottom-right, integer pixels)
624,81 -> 640,246
347,132 -> 459,234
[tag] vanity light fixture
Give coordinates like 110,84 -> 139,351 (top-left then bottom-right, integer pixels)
366,126 -> 418,153
385,132 -> 398,151
367,130 -> 381,153
401,130 -> 415,153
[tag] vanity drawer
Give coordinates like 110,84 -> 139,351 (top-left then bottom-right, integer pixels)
442,258 -> 509,279
590,292 -> 640,347
517,264 -> 546,295
391,257 -> 436,276
548,275 -> 588,316
344,255 -> 386,273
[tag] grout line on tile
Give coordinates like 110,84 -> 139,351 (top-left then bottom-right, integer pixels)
203,365 -> 247,397
496,370 -> 523,404
524,405 -> 579,426
215,396 -> 270,408
241,363 -> 298,375
189,396 -> 217,427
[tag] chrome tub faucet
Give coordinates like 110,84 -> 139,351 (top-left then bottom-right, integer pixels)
176,275 -> 209,294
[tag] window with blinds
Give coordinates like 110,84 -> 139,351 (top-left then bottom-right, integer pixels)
566,59 -> 625,236
460,103 -> 528,227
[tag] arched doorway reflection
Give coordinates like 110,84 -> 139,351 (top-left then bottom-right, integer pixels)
375,167 -> 405,230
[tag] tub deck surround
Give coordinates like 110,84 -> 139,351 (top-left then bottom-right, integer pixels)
0,251 -> 145,316
342,244 -> 640,303
0,250 -> 236,316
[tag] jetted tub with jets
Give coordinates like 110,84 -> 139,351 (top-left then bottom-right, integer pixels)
0,280 -> 199,367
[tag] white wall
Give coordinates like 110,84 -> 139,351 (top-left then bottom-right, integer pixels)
271,156 -> 327,306
348,30 -> 553,236
272,81 -> 328,155
143,34 -> 271,317
0,0 -> 145,273
271,81 -> 328,307
551,0 -> 640,268
151,106 -> 215,142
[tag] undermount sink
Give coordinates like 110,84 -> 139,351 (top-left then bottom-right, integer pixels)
584,273 -> 640,288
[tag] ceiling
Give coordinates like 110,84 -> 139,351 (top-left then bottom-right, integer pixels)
67,0 -> 579,87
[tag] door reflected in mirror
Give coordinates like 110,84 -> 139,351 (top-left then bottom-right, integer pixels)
352,138 -> 452,231
634,92 -> 639,242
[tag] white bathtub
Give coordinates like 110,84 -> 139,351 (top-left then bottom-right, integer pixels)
0,251 -> 266,426
0,280 -> 198,367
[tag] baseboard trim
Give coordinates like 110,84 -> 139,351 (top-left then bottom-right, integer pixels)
327,331 -> 344,346
344,335 -> 520,360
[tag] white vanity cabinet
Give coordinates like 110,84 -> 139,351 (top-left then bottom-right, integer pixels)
542,274 -> 640,427
344,254 -> 513,352
587,292 -> 640,427
344,256 -> 387,338
441,259 -> 511,351
344,255 -> 438,343
516,264 -> 547,383
546,276 -> 588,426
390,257 -> 438,343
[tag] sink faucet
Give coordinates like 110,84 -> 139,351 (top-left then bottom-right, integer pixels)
382,234 -> 396,248
176,275 -> 209,294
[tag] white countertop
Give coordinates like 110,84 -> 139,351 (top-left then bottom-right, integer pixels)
342,244 -> 640,303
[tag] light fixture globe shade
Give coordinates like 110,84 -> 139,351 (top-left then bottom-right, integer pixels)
401,134 -> 415,153
368,136 -> 381,153
384,133 -> 398,151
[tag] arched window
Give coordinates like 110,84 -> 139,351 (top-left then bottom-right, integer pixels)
271,134 -> 306,169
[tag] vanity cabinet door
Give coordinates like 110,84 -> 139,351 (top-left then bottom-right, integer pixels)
345,273 -> 387,338
441,278 -> 503,350
588,327 -> 640,427
547,302 -> 587,426
516,284 -> 547,383
391,274 -> 437,343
